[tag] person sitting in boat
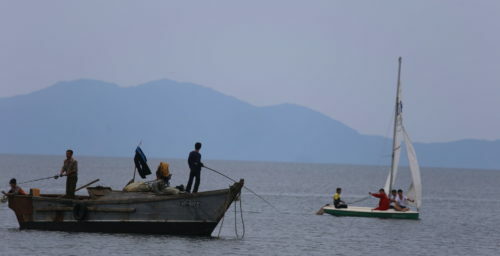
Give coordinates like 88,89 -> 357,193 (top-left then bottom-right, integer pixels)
389,189 -> 397,209
156,162 -> 172,187
333,187 -> 348,209
389,189 -> 407,211
369,188 -> 390,211
1,178 -> 26,196
395,189 -> 414,212
151,162 -> 172,193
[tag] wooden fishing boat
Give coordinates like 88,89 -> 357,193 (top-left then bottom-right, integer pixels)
6,180 -> 243,235
6,147 -> 243,235
323,57 -> 422,220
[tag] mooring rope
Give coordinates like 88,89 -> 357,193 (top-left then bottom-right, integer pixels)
217,192 -> 245,239
239,192 -> 245,238
203,166 -> 280,213
234,192 -> 247,239
217,209 -> 225,238
234,197 -> 239,238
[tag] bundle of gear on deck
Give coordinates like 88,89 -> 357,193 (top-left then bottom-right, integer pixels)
123,161 -> 180,195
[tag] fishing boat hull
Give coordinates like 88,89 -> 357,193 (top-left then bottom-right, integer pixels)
323,206 -> 419,220
19,221 -> 218,235
7,180 -> 243,236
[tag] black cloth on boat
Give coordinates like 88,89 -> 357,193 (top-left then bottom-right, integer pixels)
134,146 -> 151,179
334,201 -> 348,209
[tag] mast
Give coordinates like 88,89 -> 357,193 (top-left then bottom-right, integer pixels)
389,57 -> 402,194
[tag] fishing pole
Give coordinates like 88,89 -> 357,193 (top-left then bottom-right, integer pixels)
203,166 -> 280,212
18,174 -> 61,184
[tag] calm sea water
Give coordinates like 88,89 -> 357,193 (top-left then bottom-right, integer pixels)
0,154 -> 499,256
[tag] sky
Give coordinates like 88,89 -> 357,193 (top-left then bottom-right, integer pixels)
0,0 -> 499,143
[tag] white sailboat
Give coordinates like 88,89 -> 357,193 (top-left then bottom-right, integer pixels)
324,57 -> 422,220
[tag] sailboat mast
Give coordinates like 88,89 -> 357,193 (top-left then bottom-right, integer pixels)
389,57 -> 402,194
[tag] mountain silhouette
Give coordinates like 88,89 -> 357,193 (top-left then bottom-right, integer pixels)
1,79 -> 499,169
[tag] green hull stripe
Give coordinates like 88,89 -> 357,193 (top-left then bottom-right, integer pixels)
324,209 -> 419,220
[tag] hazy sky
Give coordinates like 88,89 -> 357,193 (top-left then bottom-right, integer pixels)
1,0 -> 499,143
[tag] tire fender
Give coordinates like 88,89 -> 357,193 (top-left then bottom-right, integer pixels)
73,203 -> 88,221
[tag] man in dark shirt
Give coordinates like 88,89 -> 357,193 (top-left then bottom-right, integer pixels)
186,142 -> 204,193
59,149 -> 78,198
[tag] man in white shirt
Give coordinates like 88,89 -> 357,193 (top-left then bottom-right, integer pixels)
395,189 -> 414,212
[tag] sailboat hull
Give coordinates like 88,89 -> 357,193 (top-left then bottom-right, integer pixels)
323,206 -> 419,220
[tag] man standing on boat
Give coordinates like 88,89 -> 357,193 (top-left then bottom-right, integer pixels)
369,188 -> 390,211
186,142 -> 204,193
59,149 -> 78,198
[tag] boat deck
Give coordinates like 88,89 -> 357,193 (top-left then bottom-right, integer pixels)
323,205 -> 419,220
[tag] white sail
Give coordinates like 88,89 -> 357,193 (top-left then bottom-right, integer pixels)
402,126 -> 422,210
384,81 -> 404,193
384,128 -> 401,192
381,58 -> 422,212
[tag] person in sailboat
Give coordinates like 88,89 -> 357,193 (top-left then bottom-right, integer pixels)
389,189 -> 407,211
333,187 -> 348,209
369,188 -> 390,211
395,189 -> 414,212
389,189 -> 398,209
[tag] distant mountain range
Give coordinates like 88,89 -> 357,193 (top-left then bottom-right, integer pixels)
1,79 -> 499,170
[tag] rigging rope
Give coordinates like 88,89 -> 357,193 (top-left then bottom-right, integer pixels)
346,195 -> 371,205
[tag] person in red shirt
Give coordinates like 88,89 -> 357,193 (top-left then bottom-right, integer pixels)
2,178 -> 26,196
369,188 -> 390,211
